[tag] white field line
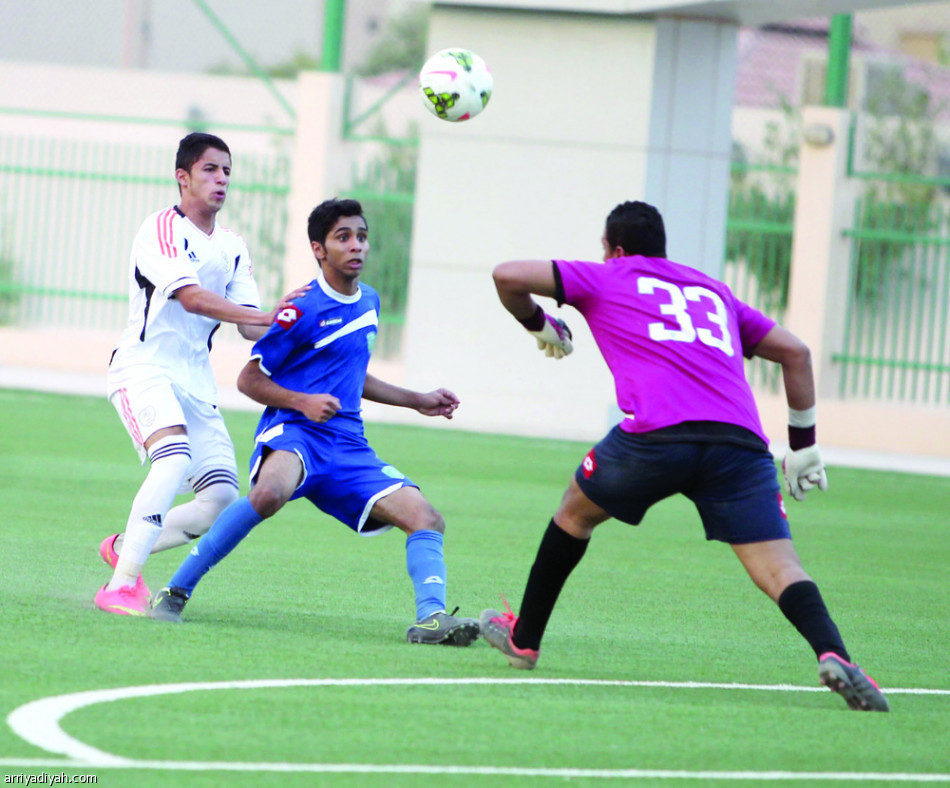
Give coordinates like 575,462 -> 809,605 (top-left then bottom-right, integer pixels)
5,678 -> 949,781
0,759 -> 948,782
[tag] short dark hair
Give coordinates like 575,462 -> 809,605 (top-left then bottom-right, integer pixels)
604,201 -> 666,258
175,132 -> 230,174
307,198 -> 366,245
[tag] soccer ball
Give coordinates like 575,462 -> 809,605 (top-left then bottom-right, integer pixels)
418,48 -> 492,122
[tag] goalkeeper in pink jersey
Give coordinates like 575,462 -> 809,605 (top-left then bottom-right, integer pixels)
480,200 -> 888,712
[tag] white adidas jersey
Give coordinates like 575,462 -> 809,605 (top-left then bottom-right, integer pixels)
109,206 -> 262,404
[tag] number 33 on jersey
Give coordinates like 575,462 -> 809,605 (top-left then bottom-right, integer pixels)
554,255 -> 776,442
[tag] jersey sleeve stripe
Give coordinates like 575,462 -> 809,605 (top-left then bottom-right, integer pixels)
157,208 -> 178,258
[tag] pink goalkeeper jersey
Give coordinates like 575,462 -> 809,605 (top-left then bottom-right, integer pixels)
555,256 -> 776,445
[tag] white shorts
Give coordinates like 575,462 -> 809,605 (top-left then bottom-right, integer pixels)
108,374 -> 238,489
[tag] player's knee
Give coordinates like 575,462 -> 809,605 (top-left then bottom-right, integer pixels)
247,482 -> 287,519
397,502 -> 444,535
427,507 -> 445,534
188,481 -> 240,535
415,504 -> 445,534
198,480 -> 239,514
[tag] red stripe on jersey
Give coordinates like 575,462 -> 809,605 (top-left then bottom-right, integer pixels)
118,387 -> 144,447
157,208 -> 177,257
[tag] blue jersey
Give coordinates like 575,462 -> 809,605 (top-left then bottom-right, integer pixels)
250,271 -> 379,438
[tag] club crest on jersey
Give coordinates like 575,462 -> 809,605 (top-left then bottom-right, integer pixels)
367,331 -> 377,352
381,465 -> 404,479
319,318 -> 343,327
275,304 -> 303,329
582,448 -> 596,478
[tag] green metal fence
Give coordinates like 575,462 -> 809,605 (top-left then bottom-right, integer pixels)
0,88 -> 416,361
724,163 -> 796,391
0,127 -> 290,332
837,194 -> 950,404
340,73 -> 418,359
724,159 -> 950,406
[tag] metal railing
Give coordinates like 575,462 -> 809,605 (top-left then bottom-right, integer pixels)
837,195 -> 950,404
340,73 -> 419,358
0,128 -> 290,330
724,163 -> 796,391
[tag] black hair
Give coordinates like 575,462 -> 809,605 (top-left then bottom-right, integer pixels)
175,132 -> 230,174
604,201 -> 667,258
307,198 -> 366,245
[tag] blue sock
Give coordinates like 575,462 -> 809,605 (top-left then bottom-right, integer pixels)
405,529 -> 447,621
169,497 -> 263,596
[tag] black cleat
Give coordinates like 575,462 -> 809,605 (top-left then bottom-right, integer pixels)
150,586 -> 189,624
818,652 -> 890,711
406,607 -> 479,646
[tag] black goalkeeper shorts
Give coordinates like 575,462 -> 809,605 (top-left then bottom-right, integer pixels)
575,425 -> 791,544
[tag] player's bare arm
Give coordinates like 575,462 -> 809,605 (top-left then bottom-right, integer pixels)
750,325 -> 815,410
237,359 -> 340,423
237,283 -> 313,340
492,259 -> 559,319
362,374 -> 459,419
751,324 -> 827,501
175,284 -> 276,327
493,260 -> 573,359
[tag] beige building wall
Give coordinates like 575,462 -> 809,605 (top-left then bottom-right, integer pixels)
857,2 -> 950,57
394,7 -> 656,440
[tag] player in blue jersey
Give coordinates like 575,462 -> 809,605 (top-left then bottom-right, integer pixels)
151,198 -> 479,645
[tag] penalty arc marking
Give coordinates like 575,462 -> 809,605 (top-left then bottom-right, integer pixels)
5,677 -> 950,781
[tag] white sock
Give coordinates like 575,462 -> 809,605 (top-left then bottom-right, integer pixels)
108,435 -> 191,590
154,479 -> 238,551
114,478 -> 239,555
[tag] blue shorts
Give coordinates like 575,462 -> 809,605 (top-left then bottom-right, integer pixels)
575,426 -> 790,544
249,420 -> 416,536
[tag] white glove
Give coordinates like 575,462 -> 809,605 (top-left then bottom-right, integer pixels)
528,314 -> 573,359
782,444 -> 829,502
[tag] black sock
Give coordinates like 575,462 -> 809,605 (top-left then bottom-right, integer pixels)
777,580 -> 850,662
512,519 -> 589,651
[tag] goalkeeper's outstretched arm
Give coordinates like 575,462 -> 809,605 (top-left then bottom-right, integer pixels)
752,325 -> 828,502
493,260 -> 573,359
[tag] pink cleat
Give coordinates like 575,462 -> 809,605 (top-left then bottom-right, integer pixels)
479,598 -> 540,670
99,533 -> 145,587
94,575 -> 151,617
99,534 -> 120,569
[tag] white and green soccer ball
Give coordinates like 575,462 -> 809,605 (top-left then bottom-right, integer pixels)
418,48 -> 493,122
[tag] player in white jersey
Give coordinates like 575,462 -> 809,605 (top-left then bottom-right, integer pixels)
95,132 -> 300,617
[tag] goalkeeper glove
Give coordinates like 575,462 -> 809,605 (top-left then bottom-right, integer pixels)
782,444 -> 828,502
529,314 -> 574,359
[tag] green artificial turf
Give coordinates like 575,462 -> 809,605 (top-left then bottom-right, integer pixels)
1,389 -> 947,786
